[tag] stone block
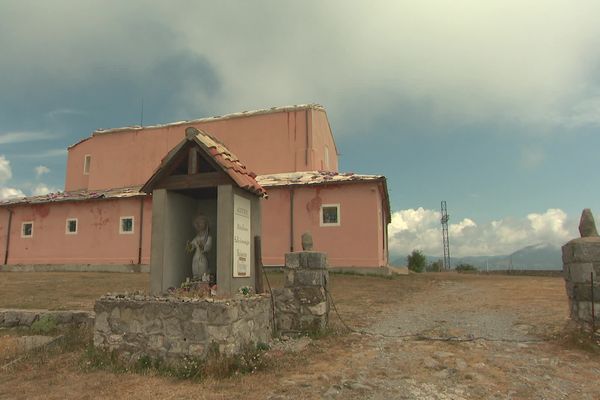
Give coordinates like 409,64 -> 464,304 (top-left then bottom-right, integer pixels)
564,281 -> 574,298
191,307 -> 208,322
189,343 -> 206,356
183,322 -> 207,341
95,311 -> 110,333
206,325 -> 231,341
294,286 -> 327,305
208,303 -> 239,325
292,270 -> 328,287
566,262 -> 595,283
164,318 -> 183,338
19,312 -> 38,327
306,252 -> 327,270
571,283 -> 600,302
285,252 -> 302,269
307,302 -> 328,316
562,238 -> 600,263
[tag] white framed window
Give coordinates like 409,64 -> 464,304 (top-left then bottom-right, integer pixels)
320,204 -> 340,227
66,218 -> 78,235
21,221 -> 34,238
119,216 -> 134,234
83,154 -> 91,175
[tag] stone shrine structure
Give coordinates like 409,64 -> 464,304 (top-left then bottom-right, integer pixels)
562,208 -> 600,332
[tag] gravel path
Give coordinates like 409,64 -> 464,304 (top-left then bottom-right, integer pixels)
267,276 -> 600,400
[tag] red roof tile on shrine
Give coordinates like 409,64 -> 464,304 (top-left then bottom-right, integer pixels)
190,128 -> 266,197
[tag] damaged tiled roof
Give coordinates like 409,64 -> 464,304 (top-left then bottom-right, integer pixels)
256,171 -> 384,187
257,171 -> 391,223
0,186 -> 145,207
190,129 -> 267,197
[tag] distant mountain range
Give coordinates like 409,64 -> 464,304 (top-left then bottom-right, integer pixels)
391,243 -> 563,270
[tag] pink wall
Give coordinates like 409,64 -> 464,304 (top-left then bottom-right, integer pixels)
1,181 -> 387,268
65,108 -> 339,191
261,182 -> 386,268
0,197 -> 152,265
310,110 -> 339,172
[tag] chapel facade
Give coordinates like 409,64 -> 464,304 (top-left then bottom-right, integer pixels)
0,104 -> 390,273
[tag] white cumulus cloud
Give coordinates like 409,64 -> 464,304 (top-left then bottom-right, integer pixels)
31,183 -> 57,196
34,165 -> 50,178
0,187 -> 25,200
389,208 -> 575,258
0,155 -> 12,183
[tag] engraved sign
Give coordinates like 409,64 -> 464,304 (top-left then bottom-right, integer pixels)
233,194 -> 251,277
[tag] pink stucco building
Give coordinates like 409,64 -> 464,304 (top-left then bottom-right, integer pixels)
0,104 -> 390,272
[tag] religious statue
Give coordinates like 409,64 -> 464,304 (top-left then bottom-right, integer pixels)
186,214 -> 213,280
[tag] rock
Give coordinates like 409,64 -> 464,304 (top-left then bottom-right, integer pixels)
434,369 -> 450,379
323,386 -> 340,398
301,232 -> 314,251
347,382 -> 372,391
455,358 -> 468,370
423,356 -> 441,369
579,209 -> 599,237
433,351 -> 455,359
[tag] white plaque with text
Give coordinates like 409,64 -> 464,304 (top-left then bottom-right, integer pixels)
233,194 -> 251,277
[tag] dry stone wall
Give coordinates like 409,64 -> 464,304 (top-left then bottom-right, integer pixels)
94,294 -> 271,362
273,251 -> 330,336
0,309 -> 93,328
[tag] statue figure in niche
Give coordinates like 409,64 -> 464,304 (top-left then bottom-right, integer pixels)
187,214 -> 213,280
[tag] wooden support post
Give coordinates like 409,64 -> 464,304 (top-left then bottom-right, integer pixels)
254,235 -> 264,294
188,147 -> 199,175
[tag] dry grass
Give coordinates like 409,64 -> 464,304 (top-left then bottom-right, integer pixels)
0,272 -> 149,310
1,271 -> 596,400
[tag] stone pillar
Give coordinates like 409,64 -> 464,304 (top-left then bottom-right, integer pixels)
273,251 -> 330,336
562,209 -> 600,332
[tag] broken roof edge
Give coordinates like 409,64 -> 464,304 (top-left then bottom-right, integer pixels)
0,186 -> 146,207
256,171 -> 386,186
91,104 -> 325,137
256,171 -> 391,223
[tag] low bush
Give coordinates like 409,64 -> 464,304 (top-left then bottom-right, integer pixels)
30,315 -> 58,334
455,263 -> 477,272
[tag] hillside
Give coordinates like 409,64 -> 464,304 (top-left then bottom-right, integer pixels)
392,243 -> 562,270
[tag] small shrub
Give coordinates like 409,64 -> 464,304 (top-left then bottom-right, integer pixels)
426,260 -> 443,272
455,263 -> 477,272
30,315 -> 58,334
407,250 -> 426,273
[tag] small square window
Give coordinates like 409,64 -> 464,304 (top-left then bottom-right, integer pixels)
66,218 -> 78,234
320,204 -> 340,226
21,222 -> 33,238
83,154 -> 91,175
120,216 -> 134,234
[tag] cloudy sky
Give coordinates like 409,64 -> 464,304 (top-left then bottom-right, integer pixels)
0,1 -> 598,257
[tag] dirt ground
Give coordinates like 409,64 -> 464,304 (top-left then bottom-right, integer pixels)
1,272 -> 599,399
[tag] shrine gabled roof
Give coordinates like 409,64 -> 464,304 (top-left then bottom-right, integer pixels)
141,127 -> 267,197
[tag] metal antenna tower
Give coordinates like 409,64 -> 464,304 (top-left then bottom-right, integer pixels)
441,201 -> 451,270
